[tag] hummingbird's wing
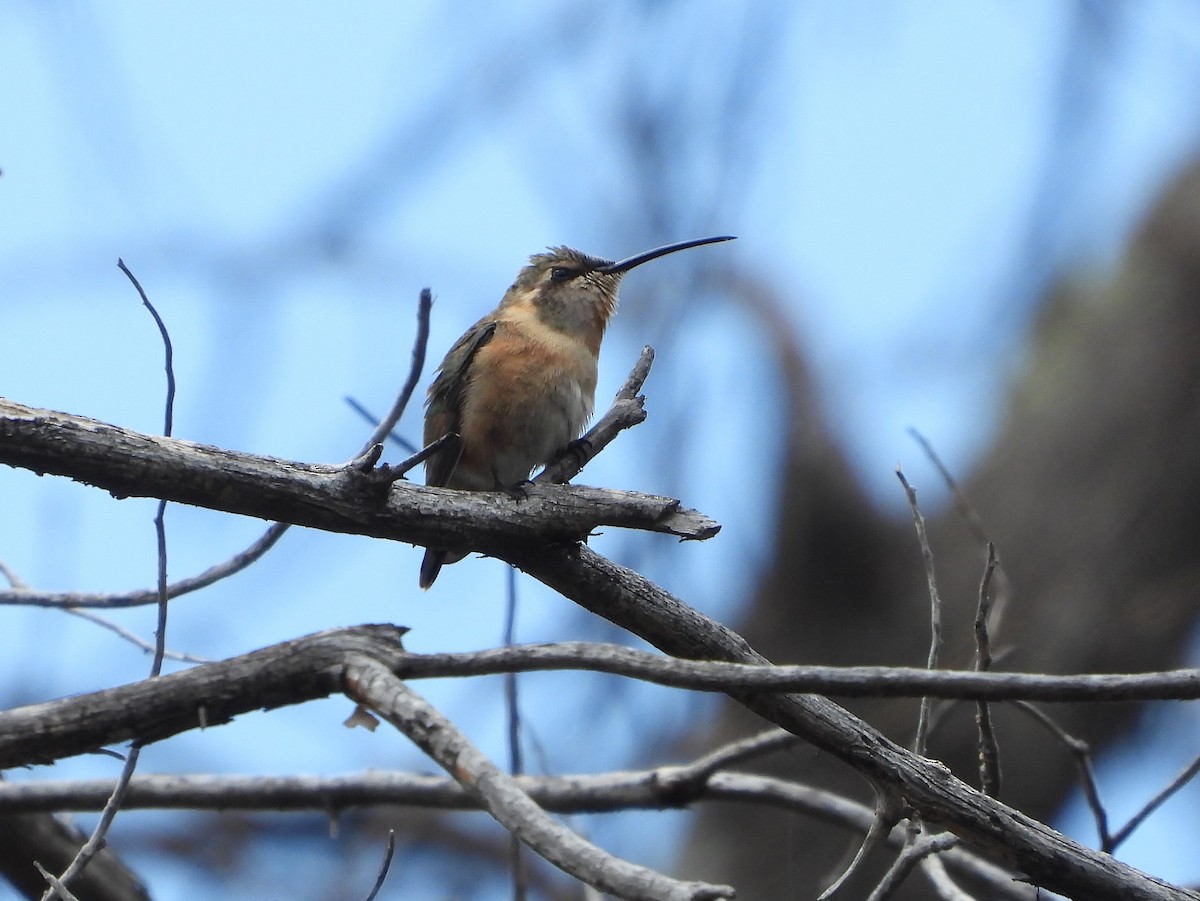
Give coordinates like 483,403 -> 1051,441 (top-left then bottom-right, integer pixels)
423,320 -> 498,487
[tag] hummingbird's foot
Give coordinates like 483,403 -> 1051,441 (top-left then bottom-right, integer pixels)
498,479 -> 533,500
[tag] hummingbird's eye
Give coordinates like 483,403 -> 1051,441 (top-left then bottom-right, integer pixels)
549,266 -> 575,283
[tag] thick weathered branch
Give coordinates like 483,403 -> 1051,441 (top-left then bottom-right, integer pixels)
505,544 -> 1196,901
0,626 -> 408,770
1,398 -> 1193,898
344,655 -> 735,901
1,618 -> 1188,898
0,628 -> 1196,896
0,622 -> 733,899
8,630 -> 1200,774
0,399 -> 718,574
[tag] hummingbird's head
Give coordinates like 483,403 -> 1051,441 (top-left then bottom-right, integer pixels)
502,236 -> 735,352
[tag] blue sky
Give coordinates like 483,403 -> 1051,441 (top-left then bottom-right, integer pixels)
4,2 -> 1200,897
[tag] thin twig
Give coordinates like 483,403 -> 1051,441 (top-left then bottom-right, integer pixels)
650,728 -> 800,804
362,830 -> 396,901
64,608 -> 209,664
387,643 -> 1200,702
122,257 -> 175,675
345,397 -> 419,454
504,564 -> 527,901
906,429 -> 987,548
896,468 -> 943,758
380,432 -> 459,482
672,728 -> 799,784
908,427 -> 1012,631
819,791 -> 904,900
974,544 -> 1001,797
119,259 -> 176,440
39,749 -> 145,901
129,259 -> 174,677
2,563 -> 204,662
0,522 -> 290,610
41,259 -> 177,901
1011,701 -> 1110,849
147,502 -> 170,674
918,855 -> 979,901
354,287 -> 433,458
33,864 -> 81,901
867,832 -> 961,901
537,346 -> 655,485
0,559 -> 28,588
3,289 -> 433,612
1110,749 -> 1200,852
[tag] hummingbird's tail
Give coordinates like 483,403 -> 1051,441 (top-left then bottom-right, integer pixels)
419,547 -> 470,588
419,548 -> 446,589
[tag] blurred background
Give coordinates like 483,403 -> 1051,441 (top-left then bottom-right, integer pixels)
3,2 -> 1200,898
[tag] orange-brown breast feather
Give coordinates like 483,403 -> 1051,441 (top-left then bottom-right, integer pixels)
454,312 -> 596,483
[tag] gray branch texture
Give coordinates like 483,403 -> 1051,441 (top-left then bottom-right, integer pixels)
2,399 -> 1197,901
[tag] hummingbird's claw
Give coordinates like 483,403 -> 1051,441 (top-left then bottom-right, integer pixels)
498,478 -> 533,500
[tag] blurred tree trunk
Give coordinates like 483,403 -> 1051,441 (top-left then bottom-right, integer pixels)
681,159 -> 1200,898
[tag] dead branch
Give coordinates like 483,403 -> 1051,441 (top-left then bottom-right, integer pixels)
345,655 -> 735,901
0,626 -> 407,770
508,544 -> 1196,901
5,631 -> 1200,773
0,766 -> 1032,898
0,398 -> 719,589
1,399 -> 1195,898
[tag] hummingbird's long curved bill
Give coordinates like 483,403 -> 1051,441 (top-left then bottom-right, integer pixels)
599,235 -> 736,274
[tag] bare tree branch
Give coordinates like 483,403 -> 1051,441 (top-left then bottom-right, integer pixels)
0,522 -> 291,610
918,855 -> 980,901
7,628 -> 1200,777
657,728 -> 798,791
362,830 -> 395,901
867,832 -> 961,901
537,345 -> 656,485
32,865 -> 80,901
63,608 -> 210,664
38,259 -> 177,901
818,790 -> 903,900
5,630 -> 1200,774
502,565 -> 527,901
1110,750 -> 1200,853
0,770 -> 1036,899
507,543 -> 1196,901
17,621 -> 1194,898
896,467 -> 944,759
0,563 -> 207,662
1,398 -> 1195,898
0,398 -> 718,603
0,626 -> 407,770
974,544 -> 1002,798
1011,700 -> 1112,850
390,642 -> 1200,702
343,654 -> 736,901
358,287 -> 432,457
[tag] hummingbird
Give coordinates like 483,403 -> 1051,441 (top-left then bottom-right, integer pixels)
419,234 -> 735,588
